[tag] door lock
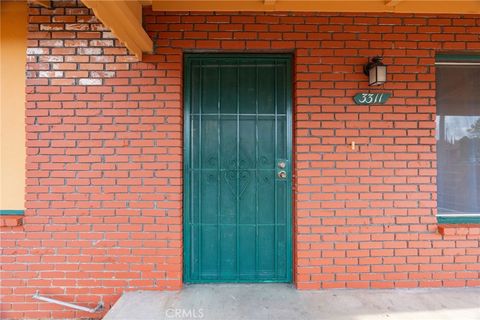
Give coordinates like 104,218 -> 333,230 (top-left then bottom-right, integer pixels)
278,161 -> 286,169
278,170 -> 287,179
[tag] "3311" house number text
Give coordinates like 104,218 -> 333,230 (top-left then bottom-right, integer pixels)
353,93 -> 391,105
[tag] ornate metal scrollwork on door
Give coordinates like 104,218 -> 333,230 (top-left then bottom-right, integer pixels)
224,170 -> 251,198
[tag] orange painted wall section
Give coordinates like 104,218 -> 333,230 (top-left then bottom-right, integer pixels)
0,1 -> 27,210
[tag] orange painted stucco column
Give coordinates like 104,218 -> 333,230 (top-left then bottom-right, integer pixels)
0,1 -> 28,213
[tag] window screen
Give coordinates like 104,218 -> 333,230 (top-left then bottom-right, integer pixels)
436,62 -> 480,216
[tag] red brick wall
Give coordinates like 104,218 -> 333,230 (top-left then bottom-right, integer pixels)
1,0 -> 480,318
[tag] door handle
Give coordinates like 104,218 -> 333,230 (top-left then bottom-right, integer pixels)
278,170 -> 287,179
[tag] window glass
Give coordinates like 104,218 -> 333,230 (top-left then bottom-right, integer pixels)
436,64 -> 480,215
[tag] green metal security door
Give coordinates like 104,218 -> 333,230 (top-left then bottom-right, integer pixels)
184,54 -> 292,283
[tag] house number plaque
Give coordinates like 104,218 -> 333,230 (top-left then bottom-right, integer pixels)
353,92 -> 391,105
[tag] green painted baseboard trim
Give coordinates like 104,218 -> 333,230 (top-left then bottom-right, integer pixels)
436,54 -> 480,62
437,216 -> 480,224
0,210 -> 25,216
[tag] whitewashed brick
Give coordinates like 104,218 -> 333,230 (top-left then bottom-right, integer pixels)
79,78 -> 102,85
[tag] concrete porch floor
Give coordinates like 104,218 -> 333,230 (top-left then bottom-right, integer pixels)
103,284 -> 480,320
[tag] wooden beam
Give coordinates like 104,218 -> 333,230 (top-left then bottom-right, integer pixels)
264,0 -> 276,5
29,0 -> 51,8
385,0 -> 403,6
82,0 -> 153,60
152,0 -> 480,14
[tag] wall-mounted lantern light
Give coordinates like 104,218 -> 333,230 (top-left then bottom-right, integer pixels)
364,56 -> 387,86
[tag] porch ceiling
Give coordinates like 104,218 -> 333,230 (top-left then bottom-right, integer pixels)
150,0 -> 480,14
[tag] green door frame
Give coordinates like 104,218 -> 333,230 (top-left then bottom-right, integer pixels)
183,53 -> 293,283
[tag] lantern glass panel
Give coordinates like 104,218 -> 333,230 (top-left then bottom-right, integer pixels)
376,65 -> 387,83
369,67 -> 377,86
368,65 -> 386,86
